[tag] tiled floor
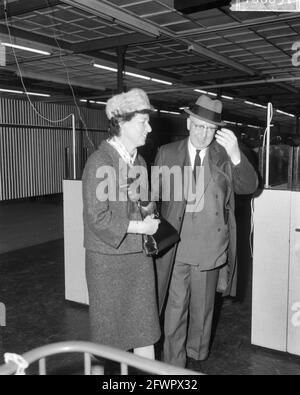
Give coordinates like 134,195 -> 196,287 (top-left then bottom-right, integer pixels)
0,198 -> 300,375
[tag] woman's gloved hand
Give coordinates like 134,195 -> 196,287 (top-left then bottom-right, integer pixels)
142,215 -> 160,235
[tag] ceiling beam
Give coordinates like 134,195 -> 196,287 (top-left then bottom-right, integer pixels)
3,66 -> 106,91
138,55 -> 204,70
72,33 -> 156,53
182,70 -> 246,83
0,24 -> 72,51
187,43 -> 256,76
234,86 -> 298,96
198,76 -> 300,90
61,0 -> 160,37
0,0 -> 61,19
275,82 -> 299,94
183,13 -> 300,37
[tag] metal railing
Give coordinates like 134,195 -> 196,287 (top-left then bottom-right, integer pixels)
0,341 -> 202,376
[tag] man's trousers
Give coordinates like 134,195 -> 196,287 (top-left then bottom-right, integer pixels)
163,261 -> 219,368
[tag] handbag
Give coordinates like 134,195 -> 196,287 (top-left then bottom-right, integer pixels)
142,211 -> 180,257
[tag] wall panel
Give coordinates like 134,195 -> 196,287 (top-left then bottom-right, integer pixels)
0,98 -> 108,200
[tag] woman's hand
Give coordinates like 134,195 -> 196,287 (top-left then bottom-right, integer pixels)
142,215 -> 160,235
127,215 -> 160,235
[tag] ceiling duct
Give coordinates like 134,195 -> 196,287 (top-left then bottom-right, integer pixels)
174,0 -> 231,14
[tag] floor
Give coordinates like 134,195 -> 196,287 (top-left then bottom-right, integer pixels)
0,198 -> 300,375
0,196 -> 63,254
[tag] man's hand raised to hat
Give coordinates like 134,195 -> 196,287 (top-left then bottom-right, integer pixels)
215,128 -> 241,165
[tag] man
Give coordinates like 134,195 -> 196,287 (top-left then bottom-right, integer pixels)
152,94 -> 258,368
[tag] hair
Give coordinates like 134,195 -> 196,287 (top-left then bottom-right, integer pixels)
108,109 -> 152,138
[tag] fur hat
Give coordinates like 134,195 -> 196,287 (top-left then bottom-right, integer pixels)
184,94 -> 226,126
106,88 -> 154,120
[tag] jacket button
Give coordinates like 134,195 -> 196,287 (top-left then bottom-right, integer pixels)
218,228 -> 221,232
178,216 -> 182,221
216,212 -> 219,216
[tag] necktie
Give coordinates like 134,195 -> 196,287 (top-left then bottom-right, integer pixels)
193,149 -> 201,180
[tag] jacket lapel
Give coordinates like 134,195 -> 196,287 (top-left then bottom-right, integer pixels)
209,141 -> 232,205
176,138 -> 190,167
176,138 -> 190,202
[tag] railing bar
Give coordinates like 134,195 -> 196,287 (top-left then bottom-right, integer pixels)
121,362 -> 128,375
39,358 -> 46,375
84,353 -> 91,376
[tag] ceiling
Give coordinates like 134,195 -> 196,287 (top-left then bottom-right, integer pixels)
0,0 -> 300,129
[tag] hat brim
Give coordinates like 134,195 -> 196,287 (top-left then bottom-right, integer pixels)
184,108 -> 226,127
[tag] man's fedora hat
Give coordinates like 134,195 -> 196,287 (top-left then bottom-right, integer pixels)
184,94 -> 226,127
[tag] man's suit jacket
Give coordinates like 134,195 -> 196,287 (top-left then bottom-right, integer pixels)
151,138 -> 258,313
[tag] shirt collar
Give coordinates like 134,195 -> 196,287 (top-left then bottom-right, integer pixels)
188,138 -> 208,164
107,136 -> 137,166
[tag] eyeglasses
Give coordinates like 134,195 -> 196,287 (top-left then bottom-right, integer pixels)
191,120 -> 217,133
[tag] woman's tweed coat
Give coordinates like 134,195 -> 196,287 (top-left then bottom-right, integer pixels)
82,140 -> 160,350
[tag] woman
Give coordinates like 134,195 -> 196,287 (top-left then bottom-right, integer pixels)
82,88 -> 161,359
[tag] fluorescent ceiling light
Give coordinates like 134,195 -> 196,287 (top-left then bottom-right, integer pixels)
0,88 -> 50,97
224,120 -> 236,125
93,63 -> 172,85
194,89 -> 207,94
244,100 -> 267,109
244,100 -> 256,106
125,72 -> 150,81
194,89 -> 216,96
93,64 -> 118,72
0,88 -> 23,94
160,110 -> 180,115
276,109 -> 295,117
81,100 -> 106,105
151,78 -> 172,86
247,124 -> 260,129
26,92 -> 51,97
1,43 -> 51,56
221,95 -> 233,100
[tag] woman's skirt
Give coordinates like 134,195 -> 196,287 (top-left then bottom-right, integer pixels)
85,250 -> 160,351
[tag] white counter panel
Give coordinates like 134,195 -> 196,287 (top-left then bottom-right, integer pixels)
287,192 -> 300,355
63,180 -> 88,304
252,189 -> 290,352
